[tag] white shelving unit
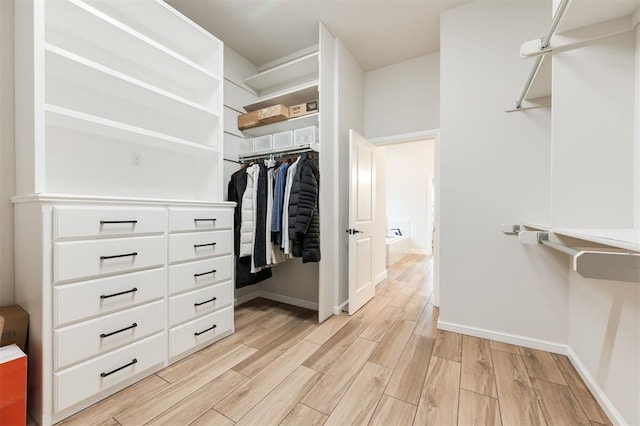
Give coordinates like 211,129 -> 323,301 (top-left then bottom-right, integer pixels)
552,228 -> 640,252
13,1 -> 232,424
243,82 -> 318,112
244,51 -> 319,93
241,113 -> 319,138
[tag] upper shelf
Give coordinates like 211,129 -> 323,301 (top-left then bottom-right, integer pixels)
243,82 -> 319,112
244,52 -> 319,93
84,0 -> 222,70
241,113 -> 319,138
553,0 -> 639,33
553,228 -> 640,253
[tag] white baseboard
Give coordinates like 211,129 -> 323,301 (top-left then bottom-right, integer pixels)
333,300 -> 348,315
437,320 -> 624,425
565,346 -> 625,426
234,290 -> 261,306
259,290 -> 318,311
374,270 -> 388,285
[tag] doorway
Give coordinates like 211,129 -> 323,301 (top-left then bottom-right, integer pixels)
370,130 -> 440,307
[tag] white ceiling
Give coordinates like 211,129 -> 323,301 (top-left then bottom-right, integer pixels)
167,0 -> 472,71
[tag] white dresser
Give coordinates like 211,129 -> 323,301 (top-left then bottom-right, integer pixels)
13,197 -> 235,425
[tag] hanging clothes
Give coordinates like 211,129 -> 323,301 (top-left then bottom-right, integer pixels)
288,153 -> 321,263
271,161 -> 290,246
281,157 -> 299,255
239,164 -> 258,258
252,163 -> 268,270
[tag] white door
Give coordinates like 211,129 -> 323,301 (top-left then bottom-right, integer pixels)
348,130 -> 376,315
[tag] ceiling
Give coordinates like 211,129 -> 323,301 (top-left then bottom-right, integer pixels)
167,0 -> 472,71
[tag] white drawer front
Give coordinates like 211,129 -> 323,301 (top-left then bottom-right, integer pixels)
54,206 -> 166,239
55,332 -> 165,413
168,207 -> 232,232
54,268 -> 166,326
168,256 -> 232,295
54,236 -> 166,283
169,281 -> 233,327
169,230 -> 232,264
55,300 -> 165,370
169,306 -> 233,359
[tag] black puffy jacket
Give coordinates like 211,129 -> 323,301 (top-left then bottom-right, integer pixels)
288,154 -> 320,262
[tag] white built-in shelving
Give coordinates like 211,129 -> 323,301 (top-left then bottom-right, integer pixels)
243,82 -> 318,112
241,113 -> 319,138
552,228 -> 640,252
243,51 -> 319,93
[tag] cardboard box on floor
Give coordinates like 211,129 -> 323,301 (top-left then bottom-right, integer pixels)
238,104 -> 290,130
0,305 -> 29,353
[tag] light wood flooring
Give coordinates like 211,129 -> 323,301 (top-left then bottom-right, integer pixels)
58,255 -> 611,426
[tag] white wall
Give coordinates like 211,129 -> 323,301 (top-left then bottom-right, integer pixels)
364,52 -> 439,139
334,39 -> 365,307
0,0 -> 15,306
385,140 -> 434,255
440,0 -> 568,343
373,146 -> 387,283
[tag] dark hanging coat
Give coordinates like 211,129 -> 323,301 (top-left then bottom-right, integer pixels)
288,154 -> 320,263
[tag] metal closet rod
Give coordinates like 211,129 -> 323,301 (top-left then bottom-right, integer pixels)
238,146 -> 319,163
514,0 -> 571,109
537,232 -> 579,256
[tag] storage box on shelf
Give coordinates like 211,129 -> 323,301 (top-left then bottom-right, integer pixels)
273,130 -> 294,149
294,125 -> 318,146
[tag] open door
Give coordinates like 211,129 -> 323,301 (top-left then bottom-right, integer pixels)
347,130 -> 376,315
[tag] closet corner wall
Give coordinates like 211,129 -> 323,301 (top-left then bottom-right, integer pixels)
13,1 -> 233,424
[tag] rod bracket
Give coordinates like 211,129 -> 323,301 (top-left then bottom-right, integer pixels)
537,232 -> 549,244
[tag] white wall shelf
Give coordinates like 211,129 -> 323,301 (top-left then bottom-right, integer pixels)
84,0 -> 222,70
243,51 -> 319,93
243,82 -> 318,112
46,0 -> 220,108
46,105 -> 220,155
553,228 -> 640,252
241,113 -> 319,138
239,142 -> 320,161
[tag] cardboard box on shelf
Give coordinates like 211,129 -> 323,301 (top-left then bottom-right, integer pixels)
288,100 -> 318,118
0,344 -> 27,426
238,104 -> 290,130
0,305 -> 29,353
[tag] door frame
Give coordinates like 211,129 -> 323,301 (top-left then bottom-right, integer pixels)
369,128 -> 441,307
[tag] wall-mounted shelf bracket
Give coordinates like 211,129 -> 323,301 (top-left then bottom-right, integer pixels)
515,230 -> 640,283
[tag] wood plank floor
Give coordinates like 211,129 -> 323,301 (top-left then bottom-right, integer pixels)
58,254 -> 611,426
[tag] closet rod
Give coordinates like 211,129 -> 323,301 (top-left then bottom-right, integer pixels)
513,0 -> 571,109
537,232 -> 579,256
238,143 -> 319,162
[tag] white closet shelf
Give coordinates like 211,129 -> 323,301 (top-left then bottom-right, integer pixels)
240,142 -> 320,161
45,44 -> 220,122
241,113 -> 319,138
553,228 -> 640,253
243,82 -> 319,112
46,0 -> 221,96
554,0 -> 640,33
84,0 -> 221,69
244,52 -> 319,92
523,222 -> 552,231
46,105 -> 220,155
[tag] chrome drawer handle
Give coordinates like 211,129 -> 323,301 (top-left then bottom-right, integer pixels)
100,323 -> 137,338
194,324 -> 217,336
194,218 -> 216,224
194,297 -> 217,307
100,220 -> 138,225
100,252 -> 138,260
100,358 -> 137,378
100,287 -> 137,299
194,269 -> 216,278
194,242 -> 216,249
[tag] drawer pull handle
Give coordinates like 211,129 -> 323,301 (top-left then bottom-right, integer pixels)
100,358 -> 137,378
100,323 -> 138,338
101,287 -> 138,299
194,324 -> 217,336
194,242 -> 216,249
194,218 -> 216,224
194,269 -> 216,278
100,252 -> 138,260
194,297 -> 217,307
100,220 -> 138,225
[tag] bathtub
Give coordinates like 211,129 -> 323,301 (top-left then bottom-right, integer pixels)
385,234 -> 410,266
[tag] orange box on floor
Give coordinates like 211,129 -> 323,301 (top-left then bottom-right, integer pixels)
0,344 -> 27,426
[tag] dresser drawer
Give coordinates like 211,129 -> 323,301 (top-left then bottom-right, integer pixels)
54,332 -> 165,413
54,268 -> 165,327
169,306 -> 233,359
168,207 -> 232,232
169,281 -> 233,327
169,230 -> 232,264
54,235 -> 166,283
54,300 -> 165,370
54,206 -> 166,239
168,255 -> 232,295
